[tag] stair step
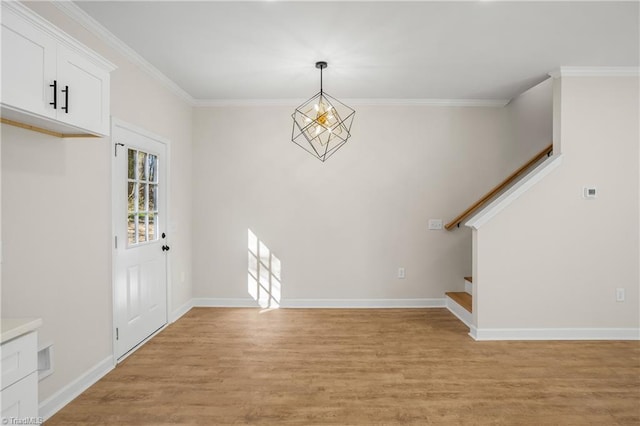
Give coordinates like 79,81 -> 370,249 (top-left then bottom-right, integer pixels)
445,292 -> 472,313
464,276 -> 472,283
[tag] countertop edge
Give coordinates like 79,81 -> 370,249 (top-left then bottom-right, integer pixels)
1,318 -> 43,344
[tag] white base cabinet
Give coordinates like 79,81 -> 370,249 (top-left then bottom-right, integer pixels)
1,372 -> 39,421
1,330 -> 39,422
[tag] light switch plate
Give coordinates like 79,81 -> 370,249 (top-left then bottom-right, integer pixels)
397,267 -> 405,279
428,219 -> 443,230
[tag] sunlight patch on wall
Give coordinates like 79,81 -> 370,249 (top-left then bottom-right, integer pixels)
248,229 -> 281,309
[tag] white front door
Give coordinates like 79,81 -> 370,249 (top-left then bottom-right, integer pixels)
112,120 -> 168,360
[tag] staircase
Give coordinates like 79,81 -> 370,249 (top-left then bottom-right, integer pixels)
443,145 -> 555,331
446,277 -> 473,328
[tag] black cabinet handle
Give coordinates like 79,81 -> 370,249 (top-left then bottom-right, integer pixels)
49,80 -> 57,109
162,245 -> 170,252
61,85 -> 69,113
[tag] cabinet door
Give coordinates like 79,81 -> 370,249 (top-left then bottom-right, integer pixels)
57,45 -> 111,135
1,7 -> 57,118
0,372 -> 38,420
1,332 -> 37,391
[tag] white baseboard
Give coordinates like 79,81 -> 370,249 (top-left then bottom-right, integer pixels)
469,325 -> 478,340
169,299 -> 640,341
170,299 -> 194,322
188,297 -> 445,309
193,298 -> 260,308
281,298 -> 446,308
39,355 -> 114,421
445,297 -> 473,328
471,327 -> 640,341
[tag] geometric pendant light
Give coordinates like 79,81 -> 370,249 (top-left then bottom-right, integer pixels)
291,61 -> 355,162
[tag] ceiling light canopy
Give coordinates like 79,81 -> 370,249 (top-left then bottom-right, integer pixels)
291,61 -> 355,162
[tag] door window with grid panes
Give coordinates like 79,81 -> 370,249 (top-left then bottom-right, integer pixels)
127,148 -> 159,246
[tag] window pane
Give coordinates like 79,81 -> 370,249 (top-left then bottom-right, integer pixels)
128,149 -> 136,180
148,213 -> 156,241
128,214 -> 136,244
126,149 -> 159,246
128,182 -> 136,213
137,151 -> 147,181
149,155 -> 158,183
149,184 -> 157,212
138,183 -> 147,212
138,214 -> 148,243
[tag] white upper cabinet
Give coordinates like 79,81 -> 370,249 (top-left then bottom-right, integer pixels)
56,45 -> 111,134
1,2 -> 116,137
1,6 -> 57,120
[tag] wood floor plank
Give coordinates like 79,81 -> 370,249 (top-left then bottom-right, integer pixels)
46,308 -> 639,425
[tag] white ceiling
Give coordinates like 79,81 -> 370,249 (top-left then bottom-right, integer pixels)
74,1 -> 639,103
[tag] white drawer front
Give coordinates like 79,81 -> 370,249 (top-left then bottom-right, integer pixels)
1,331 -> 37,391
1,371 -> 39,420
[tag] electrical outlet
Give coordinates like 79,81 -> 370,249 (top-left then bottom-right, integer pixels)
397,267 -> 406,279
616,288 -> 625,302
583,187 -> 597,199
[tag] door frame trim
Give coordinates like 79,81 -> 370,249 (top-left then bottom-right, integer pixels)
110,117 -> 172,364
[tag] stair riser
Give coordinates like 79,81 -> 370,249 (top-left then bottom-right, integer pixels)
446,296 -> 474,328
465,280 -> 472,295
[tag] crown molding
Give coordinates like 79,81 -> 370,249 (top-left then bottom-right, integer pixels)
50,1 -> 514,109
366,98 -> 508,107
193,99 -> 305,108
549,67 -> 640,78
52,1 -> 194,104
346,98 -> 509,107
194,98 -> 509,108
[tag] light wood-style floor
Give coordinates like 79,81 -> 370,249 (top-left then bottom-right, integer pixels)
47,308 -> 639,425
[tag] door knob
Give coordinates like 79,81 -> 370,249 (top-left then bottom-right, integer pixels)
162,245 -> 170,252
